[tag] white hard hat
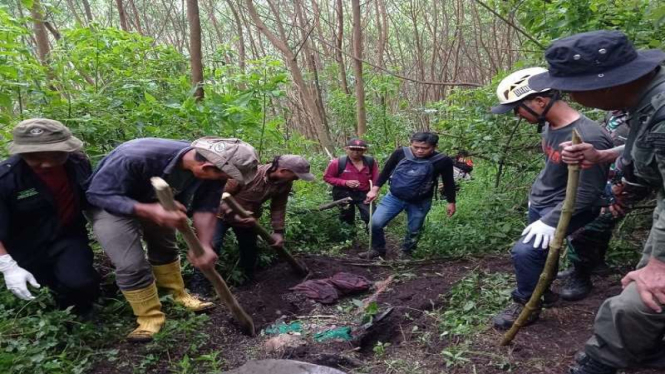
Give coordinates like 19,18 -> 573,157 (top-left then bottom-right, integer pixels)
491,67 -> 551,114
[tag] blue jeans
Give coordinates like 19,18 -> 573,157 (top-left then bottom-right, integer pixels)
511,205 -> 599,302
370,192 -> 433,254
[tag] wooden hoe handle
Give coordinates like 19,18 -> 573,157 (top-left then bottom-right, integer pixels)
317,197 -> 353,211
151,177 -> 255,337
222,193 -> 309,277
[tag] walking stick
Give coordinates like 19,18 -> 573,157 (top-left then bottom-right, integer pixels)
222,193 -> 310,277
151,178 -> 256,337
369,181 -> 374,252
500,130 -> 583,346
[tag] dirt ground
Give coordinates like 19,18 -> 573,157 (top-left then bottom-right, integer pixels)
90,250 -> 661,374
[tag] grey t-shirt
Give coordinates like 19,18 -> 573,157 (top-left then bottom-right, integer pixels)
530,115 -> 613,226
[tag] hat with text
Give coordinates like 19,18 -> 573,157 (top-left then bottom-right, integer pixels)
491,67 -> 551,114
346,138 -> 369,149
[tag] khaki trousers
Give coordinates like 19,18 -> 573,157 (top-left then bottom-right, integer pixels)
91,209 -> 179,291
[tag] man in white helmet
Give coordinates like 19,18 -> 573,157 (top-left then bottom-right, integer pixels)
490,68 -> 613,330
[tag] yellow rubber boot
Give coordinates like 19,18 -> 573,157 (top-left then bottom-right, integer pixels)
122,282 -> 166,343
152,260 -> 215,312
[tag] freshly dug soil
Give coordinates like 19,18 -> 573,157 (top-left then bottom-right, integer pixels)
90,252 -> 659,374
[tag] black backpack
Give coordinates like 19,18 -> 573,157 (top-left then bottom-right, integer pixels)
337,155 -> 375,175
389,147 -> 445,202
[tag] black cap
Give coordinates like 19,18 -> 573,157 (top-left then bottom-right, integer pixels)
346,138 -> 368,149
529,30 -> 665,92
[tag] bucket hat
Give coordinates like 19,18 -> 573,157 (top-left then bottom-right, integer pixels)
530,30 -> 665,92
8,118 -> 83,155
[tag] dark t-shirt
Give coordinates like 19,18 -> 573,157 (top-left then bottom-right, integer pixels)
33,165 -> 77,227
530,115 -> 613,226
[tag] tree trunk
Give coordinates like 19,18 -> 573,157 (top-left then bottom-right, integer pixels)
65,0 -> 84,25
310,0 -> 330,58
128,0 -> 144,35
294,0 -> 329,137
375,0 -> 387,67
224,0 -> 246,71
335,0 -> 350,95
31,0 -> 50,65
82,0 -> 94,23
351,0 -> 366,136
240,9 -> 260,60
245,0 -> 333,153
115,0 -> 130,31
186,0 -> 204,100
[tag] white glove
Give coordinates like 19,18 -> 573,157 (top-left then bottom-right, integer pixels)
522,220 -> 555,249
0,254 -> 40,300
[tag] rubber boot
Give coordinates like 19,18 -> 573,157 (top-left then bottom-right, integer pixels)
122,282 -> 166,342
152,260 -> 214,312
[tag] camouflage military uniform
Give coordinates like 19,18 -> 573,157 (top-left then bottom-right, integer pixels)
585,68 -> 665,368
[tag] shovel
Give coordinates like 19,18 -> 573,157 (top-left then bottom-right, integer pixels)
151,177 -> 255,336
222,193 -> 310,277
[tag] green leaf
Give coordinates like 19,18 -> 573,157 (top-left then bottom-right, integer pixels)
144,92 -> 157,104
0,93 -> 12,109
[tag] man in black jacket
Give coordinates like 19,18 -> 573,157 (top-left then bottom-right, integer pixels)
0,119 -> 99,315
361,132 -> 456,259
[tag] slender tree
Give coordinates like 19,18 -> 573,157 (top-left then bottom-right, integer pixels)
351,0 -> 366,136
245,0 -> 333,153
186,0 -> 204,100
115,0 -> 130,31
30,0 -> 50,65
335,0 -> 350,95
82,0 -> 94,23
223,0 -> 246,71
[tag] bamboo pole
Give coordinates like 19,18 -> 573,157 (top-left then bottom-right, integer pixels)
222,193 -> 310,277
500,129 -> 583,346
151,178 -> 255,336
369,180 -> 374,253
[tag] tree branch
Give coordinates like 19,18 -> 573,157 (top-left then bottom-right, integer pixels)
472,0 -> 545,50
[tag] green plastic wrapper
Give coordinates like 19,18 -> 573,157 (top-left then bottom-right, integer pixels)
314,326 -> 352,342
264,321 -> 303,335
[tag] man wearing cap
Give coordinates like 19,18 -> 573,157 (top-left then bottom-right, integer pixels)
323,139 -> 379,228
213,155 -> 315,280
0,118 -> 100,314
86,137 -> 258,342
529,30 -> 665,374
489,68 -> 613,330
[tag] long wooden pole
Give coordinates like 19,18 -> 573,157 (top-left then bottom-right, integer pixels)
369,181 -> 374,252
500,129 -> 582,346
222,193 -> 310,277
151,178 -> 255,336
317,197 -> 353,211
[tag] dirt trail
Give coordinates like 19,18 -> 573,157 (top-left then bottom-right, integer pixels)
91,252 -> 660,374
